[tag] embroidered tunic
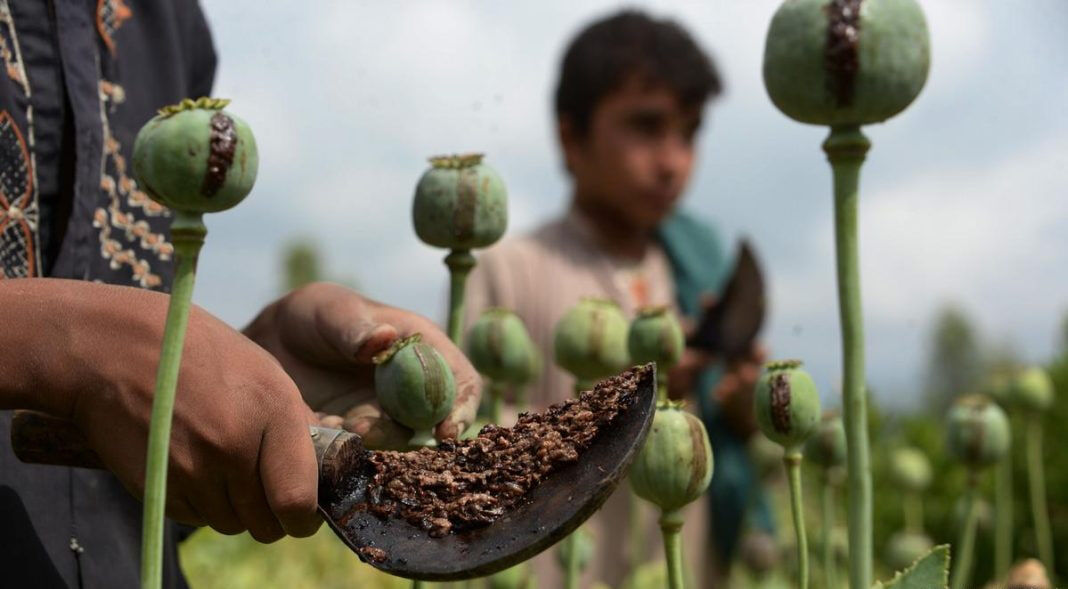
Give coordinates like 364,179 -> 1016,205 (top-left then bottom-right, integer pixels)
0,0 -> 215,585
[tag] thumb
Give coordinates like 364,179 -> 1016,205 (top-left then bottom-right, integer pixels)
282,293 -> 400,365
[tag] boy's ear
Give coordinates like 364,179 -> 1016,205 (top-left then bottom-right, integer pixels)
556,115 -> 579,175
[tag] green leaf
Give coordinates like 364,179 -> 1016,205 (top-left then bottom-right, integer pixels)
873,544 -> 950,589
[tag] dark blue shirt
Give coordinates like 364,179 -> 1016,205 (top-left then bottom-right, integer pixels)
0,0 -> 215,586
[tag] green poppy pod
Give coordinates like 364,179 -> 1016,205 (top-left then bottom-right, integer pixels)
133,97 -> 258,213
952,494 -> 993,533
1012,366 -> 1055,413
627,306 -> 685,369
466,308 -> 538,385
883,530 -> 934,572
804,412 -> 846,470
754,360 -> 822,449
985,370 -> 1017,409
412,153 -> 507,250
945,394 -> 1010,470
763,0 -> 930,127
553,298 -> 630,382
373,334 -> 456,447
629,401 -> 714,513
888,446 -> 932,493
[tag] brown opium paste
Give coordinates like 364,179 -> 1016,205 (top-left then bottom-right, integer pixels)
344,365 -> 647,538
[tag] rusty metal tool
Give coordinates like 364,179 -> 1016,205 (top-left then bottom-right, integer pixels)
687,238 -> 767,359
10,365 -> 656,581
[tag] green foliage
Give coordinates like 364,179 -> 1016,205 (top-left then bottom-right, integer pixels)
281,239 -> 322,292
179,527 -> 408,589
873,544 -> 949,589
923,305 -> 983,412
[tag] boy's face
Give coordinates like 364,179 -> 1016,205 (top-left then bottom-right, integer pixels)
561,75 -> 703,232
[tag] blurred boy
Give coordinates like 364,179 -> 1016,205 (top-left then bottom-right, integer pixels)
467,10 -> 771,587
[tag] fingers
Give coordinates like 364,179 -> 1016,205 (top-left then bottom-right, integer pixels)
316,412 -> 344,430
226,473 -> 285,543
275,283 -> 399,366
437,370 -> 480,441
187,475 -> 244,536
166,493 -> 207,528
258,412 -> 321,538
341,403 -> 412,450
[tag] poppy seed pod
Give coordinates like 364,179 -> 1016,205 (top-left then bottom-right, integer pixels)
763,0 -> 930,127
627,306 -> 685,369
888,447 -> 932,493
373,334 -> 456,447
985,370 -> 1016,409
754,360 -> 822,449
884,530 -> 934,572
466,308 -> 538,385
945,395 -> 1010,470
629,401 -> 714,513
953,495 -> 993,533
553,298 -> 630,382
412,153 -> 507,250
1012,366 -> 1055,413
133,97 -> 258,213
804,412 -> 846,470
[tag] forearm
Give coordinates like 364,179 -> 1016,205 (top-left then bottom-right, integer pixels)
0,278 -> 163,417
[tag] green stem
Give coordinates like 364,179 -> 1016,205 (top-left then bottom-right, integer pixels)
904,491 -> 923,534
995,437 -> 1013,578
785,452 -> 809,589
444,250 -> 475,346
823,126 -> 872,589
661,509 -> 685,589
950,476 -> 979,589
140,212 -> 205,589
628,488 -> 645,572
488,381 -> 505,424
822,474 -> 837,589
412,580 -> 426,589
563,533 -> 581,589
656,362 -> 669,403
1027,414 -> 1054,570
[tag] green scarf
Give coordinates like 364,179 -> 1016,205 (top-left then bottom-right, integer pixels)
657,210 -> 776,566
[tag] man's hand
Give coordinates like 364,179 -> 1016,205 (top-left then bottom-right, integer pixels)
0,279 -> 322,543
243,282 -> 481,450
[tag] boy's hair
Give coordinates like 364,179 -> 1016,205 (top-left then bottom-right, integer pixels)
554,10 -> 722,135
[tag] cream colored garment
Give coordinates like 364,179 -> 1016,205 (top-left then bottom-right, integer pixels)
466,208 -> 708,588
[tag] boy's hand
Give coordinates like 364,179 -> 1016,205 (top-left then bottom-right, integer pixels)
713,342 -> 766,438
243,282 -> 481,450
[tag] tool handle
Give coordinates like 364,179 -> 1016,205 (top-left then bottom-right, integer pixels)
10,410 -> 106,469
11,409 -> 360,477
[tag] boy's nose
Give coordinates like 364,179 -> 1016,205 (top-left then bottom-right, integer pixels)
656,136 -> 691,180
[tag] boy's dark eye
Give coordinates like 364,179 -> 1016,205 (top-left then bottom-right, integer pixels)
625,110 -> 667,137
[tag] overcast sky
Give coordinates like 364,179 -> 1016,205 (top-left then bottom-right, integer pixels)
193,0 -> 1068,410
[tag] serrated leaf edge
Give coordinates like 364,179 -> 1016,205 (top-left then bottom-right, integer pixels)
872,544 -> 950,589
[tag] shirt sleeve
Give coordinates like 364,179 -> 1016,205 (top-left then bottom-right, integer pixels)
465,246 -> 513,330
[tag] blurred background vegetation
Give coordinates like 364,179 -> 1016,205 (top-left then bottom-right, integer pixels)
178,235 -> 1068,588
